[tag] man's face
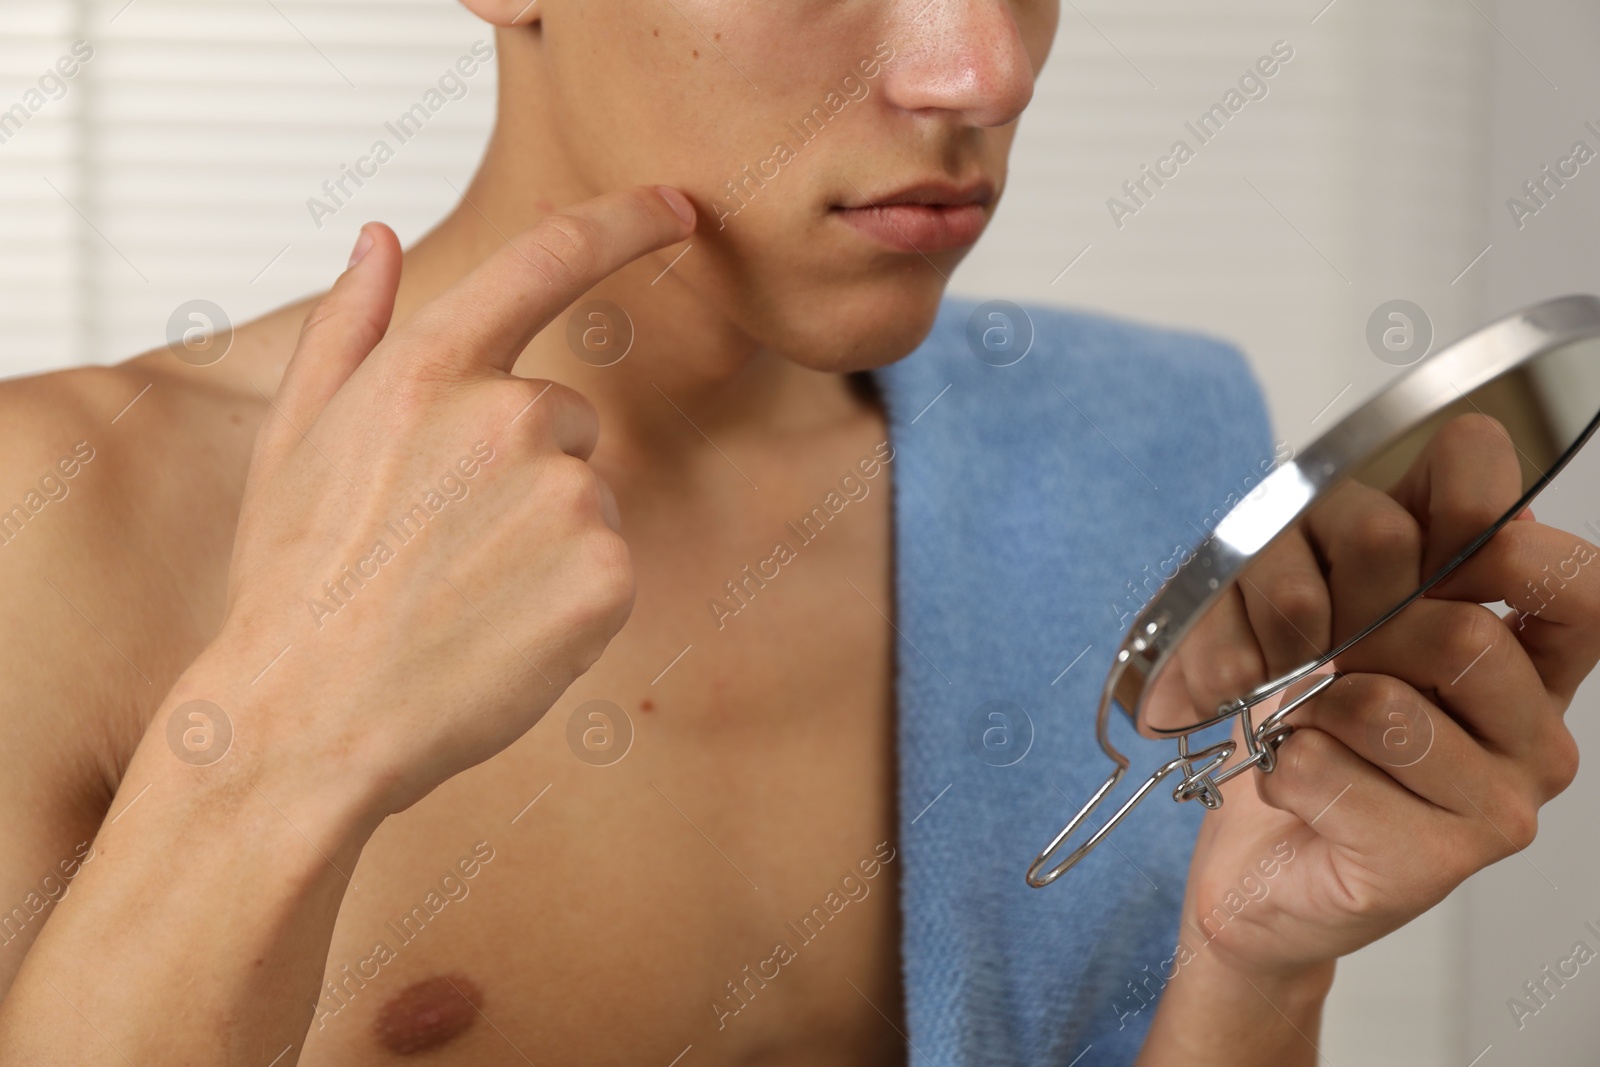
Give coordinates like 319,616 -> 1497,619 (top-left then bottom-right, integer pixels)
510,1 -> 1059,371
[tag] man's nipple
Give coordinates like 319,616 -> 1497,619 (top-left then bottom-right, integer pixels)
372,973 -> 483,1055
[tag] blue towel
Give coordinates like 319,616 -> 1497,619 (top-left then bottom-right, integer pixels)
871,297 -> 1276,1065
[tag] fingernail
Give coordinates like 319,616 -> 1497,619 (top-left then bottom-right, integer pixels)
347,226 -> 375,269
655,186 -> 697,228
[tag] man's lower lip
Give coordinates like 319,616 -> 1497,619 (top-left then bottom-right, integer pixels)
830,203 -> 987,254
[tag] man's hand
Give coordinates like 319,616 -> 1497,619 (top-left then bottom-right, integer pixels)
1136,413 -> 1599,1067
1176,413 -> 1598,982
205,184 -> 697,820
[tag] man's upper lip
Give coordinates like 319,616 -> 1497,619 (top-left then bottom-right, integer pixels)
834,178 -> 996,210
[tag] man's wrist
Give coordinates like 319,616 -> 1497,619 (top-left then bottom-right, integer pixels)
1190,941 -> 1336,1021
138,636 -> 393,852
1136,932 -> 1335,1067
9,653 -> 382,1065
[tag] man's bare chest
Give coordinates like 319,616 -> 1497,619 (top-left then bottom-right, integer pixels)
284,425 -> 906,1064
74,366 -> 904,1063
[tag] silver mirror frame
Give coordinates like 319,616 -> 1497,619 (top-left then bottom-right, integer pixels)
1027,293 -> 1600,888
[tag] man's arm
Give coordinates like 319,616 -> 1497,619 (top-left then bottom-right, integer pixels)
0,652 -> 381,1063
1137,946 -> 1333,1066
0,184 -> 700,1063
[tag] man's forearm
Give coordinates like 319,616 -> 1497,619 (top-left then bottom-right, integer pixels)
0,659 -> 382,1065
1134,938 -> 1334,1067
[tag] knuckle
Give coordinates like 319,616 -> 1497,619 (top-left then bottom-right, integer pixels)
586,528 -> 634,594
547,383 -> 598,437
1440,412 -> 1510,457
1193,649 -> 1263,710
1430,416 -> 1518,525
1439,602 -> 1498,669
1334,672 -> 1416,739
1542,725 -> 1580,797
1348,507 -> 1421,563
1498,800 -> 1539,854
576,529 -> 635,625
1263,569 -> 1329,632
494,379 -> 558,438
521,213 -> 602,290
1437,493 -> 1505,538
545,457 -> 602,513
1354,671 -> 1415,711
497,379 -> 592,450
1277,725 -> 1334,781
1472,779 -> 1538,855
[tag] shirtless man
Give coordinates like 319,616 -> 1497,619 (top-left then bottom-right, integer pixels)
0,3 -> 1596,1065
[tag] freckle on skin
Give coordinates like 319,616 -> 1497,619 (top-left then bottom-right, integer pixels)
653,28 -> 660,37
693,49 -> 700,58
372,974 -> 483,1055
640,698 -> 654,713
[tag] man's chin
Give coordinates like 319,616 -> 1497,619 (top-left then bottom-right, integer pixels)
772,285 -> 950,374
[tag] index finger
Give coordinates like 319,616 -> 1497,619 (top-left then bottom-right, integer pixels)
398,184 -> 696,376
1301,478 -> 1422,646
1387,412 -> 1525,578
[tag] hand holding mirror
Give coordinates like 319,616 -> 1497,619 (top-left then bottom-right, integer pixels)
1028,294 -> 1600,888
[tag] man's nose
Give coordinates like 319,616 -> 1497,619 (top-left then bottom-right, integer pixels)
879,0 -> 1037,128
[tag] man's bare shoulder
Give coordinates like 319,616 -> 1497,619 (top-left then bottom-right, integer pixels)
0,309 -> 306,985
0,320 -> 300,806
0,356 -> 257,566
0,299 -> 309,575
0,359 -> 248,744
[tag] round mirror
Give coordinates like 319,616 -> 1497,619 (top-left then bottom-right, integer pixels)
1138,329 -> 1600,736
1027,293 -> 1600,889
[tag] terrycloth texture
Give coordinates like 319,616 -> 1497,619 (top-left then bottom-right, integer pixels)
871,298 -> 1275,1066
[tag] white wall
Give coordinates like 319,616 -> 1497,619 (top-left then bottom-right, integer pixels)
2,1 -> 1598,1062
1463,2 -> 1600,1064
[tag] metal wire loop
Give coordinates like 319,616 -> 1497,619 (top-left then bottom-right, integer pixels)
1025,671 -> 1343,887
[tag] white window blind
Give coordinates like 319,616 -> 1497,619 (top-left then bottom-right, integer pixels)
0,0 -> 496,377
0,3 -> 83,368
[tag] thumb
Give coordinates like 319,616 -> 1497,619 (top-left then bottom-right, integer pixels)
269,222 -> 403,438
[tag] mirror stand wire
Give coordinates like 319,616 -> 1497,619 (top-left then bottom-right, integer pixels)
1024,671 -> 1342,888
